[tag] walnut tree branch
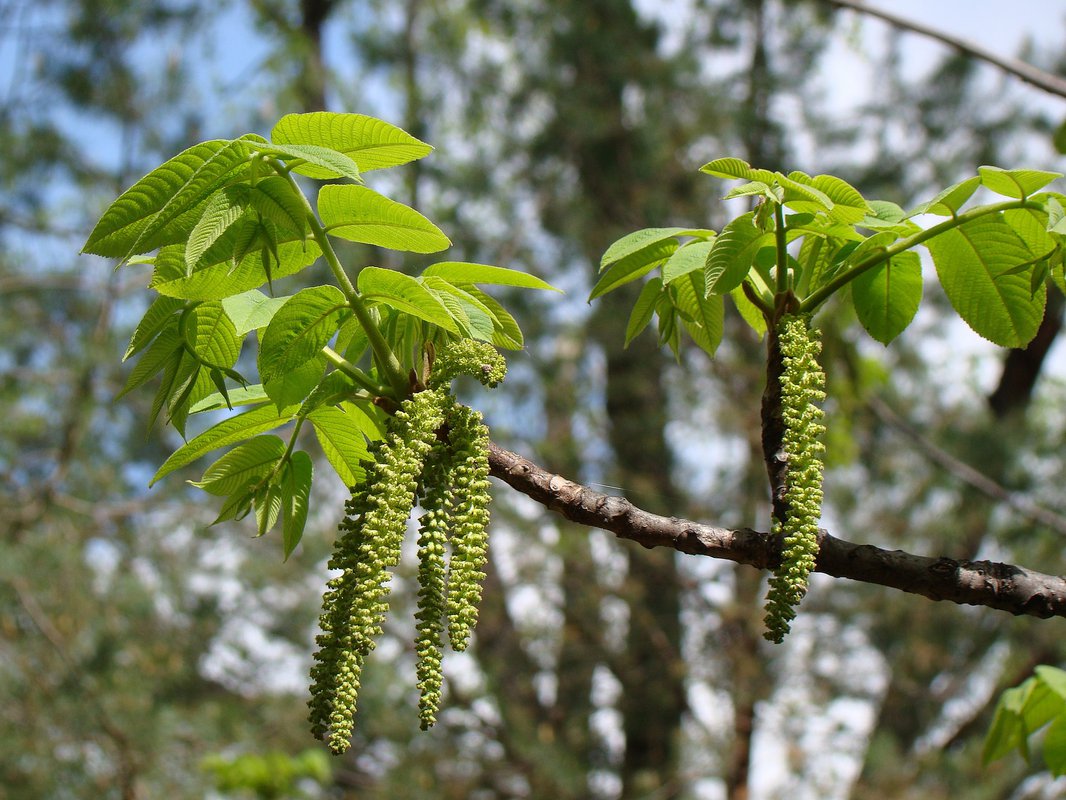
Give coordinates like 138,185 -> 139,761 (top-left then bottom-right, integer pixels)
822,0 -> 1066,100
488,442 -> 1066,620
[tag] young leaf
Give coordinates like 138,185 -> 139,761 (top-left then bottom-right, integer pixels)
705,212 -> 771,294
318,184 -> 450,253
264,357 -> 327,409
420,261 -> 561,292
259,142 -> 362,182
909,176 -> 981,217
222,289 -> 291,335
357,267 -> 458,332
699,157 -> 777,185
600,227 -> 706,270
421,276 -> 496,341
255,482 -> 284,537
119,323 -> 182,399
851,251 -> 922,345
247,176 -> 310,235
190,384 -> 271,414
925,216 -> 1046,347
150,240 -> 322,301
270,112 -> 432,174
979,166 -> 1062,200
624,277 -> 662,347
730,285 -> 767,337
189,301 -> 242,370
191,435 -> 287,496
151,403 -> 299,485
124,296 -> 184,361
185,187 -> 248,272
258,285 -> 349,383
807,173 -> 871,224
464,287 -> 525,349
308,406 -> 373,486
662,241 -> 714,284
82,138 -> 251,259
281,450 -> 313,560
590,239 -> 677,301
672,272 -> 724,357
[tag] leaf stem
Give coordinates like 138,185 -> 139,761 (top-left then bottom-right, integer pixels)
321,346 -> 388,395
800,199 -> 1044,313
265,157 -> 410,399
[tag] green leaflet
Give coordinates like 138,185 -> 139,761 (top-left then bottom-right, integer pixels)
662,240 -> 714,284
705,212 -> 771,294
979,166 -> 1062,200
851,251 -> 922,345
190,384 -> 271,414
185,187 -> 248,272
421,261 -> 561,292
464,287 -> 524,349
190,301 -> 242,371
222,289 -> 291,335
124,296 -> 184,362
318,184 -> 450,253
984,666 -> 1066,775
258,142 -> 362,183
308,405 -> 374,486
246,176 -> 310,235
700,157 -> 777,185
151,403 -> 299,485
624,277 -> 662,347
150,239 -> 322,301
599,227 -> 711,270
258,286 -> 350,383
357,267 -> 458,332
192,435 -> 287,496
83,138 -> 252,259
282,451 -> 313,559
264,357 -> 326,410
271,112 -> 432,174
925,216 -> 1045,347
909,176 -> 981,217
421,276 -> 496,341
119,323 -> 183,399
590,239 -> 677,300
671,272 -> 724,357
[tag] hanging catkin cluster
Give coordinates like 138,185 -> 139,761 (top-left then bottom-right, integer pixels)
308,339 -> 505,752
763,315 -> 826,643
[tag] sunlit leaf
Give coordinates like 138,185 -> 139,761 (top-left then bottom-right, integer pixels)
672,272 -> 724,356
851,251 -> 922,345
257,285 -> 348,382
282,451 -> 313,559
309,406 -> 373,486
222,289 -> 291,335
318,184 -> 450,253
191,435 -> 286,496
151,403 -> 298,485
925,216 -> 1045,347
259,142 -> 362,182
271,112 -> 432,174
979,166 -> 1062,200
421,261 -> 560,291
624,277 -> 662,347
663,241 -> 714,284
705,212 -> 771,294
358,267 -> 458,332
124,296 -> 184,361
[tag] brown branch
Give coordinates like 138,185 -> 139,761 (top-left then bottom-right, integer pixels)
821,0 -> 1066,100
488,443 -> 1066,620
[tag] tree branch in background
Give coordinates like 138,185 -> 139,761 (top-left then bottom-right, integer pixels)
488,443 -> 1066,620
822,0 -> 1066,100
866,395 -> 1066,536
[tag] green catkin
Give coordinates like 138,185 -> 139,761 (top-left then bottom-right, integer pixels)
442,403 -> 492,652
413,446 -> 450,729
309,338 -> 505,750
308,388 -> 450,753
763,314 -> 826,643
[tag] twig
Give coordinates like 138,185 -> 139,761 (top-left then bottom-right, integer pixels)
822,0 -> 1066,100
488,442 -> 1066,620
867,395 -> 1066,536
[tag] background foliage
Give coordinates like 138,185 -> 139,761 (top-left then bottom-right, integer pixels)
3,1 -> 1066,798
